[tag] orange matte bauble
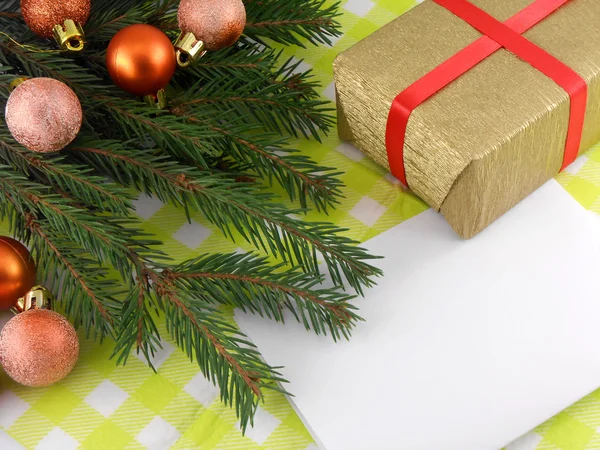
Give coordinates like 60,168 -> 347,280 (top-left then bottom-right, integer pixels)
0,309 -> 79,387
106,24 -> 177,97
178,0 -> 246,51
21,0 -> 91,39
0,237 -> 36,311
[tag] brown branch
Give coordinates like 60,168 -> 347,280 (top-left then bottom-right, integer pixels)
148,270 -> 262,396
136,280 -> 145,348
246,19 -> 333,28
72,146 -> 197,190
24,215 -> 113,323
85,14 -> 127,36
0,12 -> 20,18
73,146 -> 364,278
182,115 -> 329,193
102,102 -> 210,152
165,270 -> 351,322
0,140 -> 127,209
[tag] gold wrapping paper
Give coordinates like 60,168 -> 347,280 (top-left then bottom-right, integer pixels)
334,0 -> 600,238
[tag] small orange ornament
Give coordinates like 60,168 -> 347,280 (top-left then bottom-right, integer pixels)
0,288 -> 79,387
21,0 -> 91,51
6,78 -> 83,153
0,237 -> 36,311
175,0 -> 246,67
106,24 -> 176,98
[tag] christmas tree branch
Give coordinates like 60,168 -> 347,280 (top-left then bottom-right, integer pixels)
177,114 -> 342,210
25,216 -> 120,338
2,40 -> 341,209
0,0 -> 22,34
181,47 -> 276,81
174,62 -> 335,140
165,253 -> 361,340
112,252 -> 289,431
0,197 -> 119,338
69,141 -> 380,292
86,2 -> 156,42
0,0 -> 383,430
0,133 -> 132,215
243,0 -> 342,47
0,167 -> 138,281
112,274 -> 163,367
161,291 -> 286,431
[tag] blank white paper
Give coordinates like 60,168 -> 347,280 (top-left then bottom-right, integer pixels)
236,180 -> 600,450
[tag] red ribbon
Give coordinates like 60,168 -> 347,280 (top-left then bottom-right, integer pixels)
385,0 -> 588,187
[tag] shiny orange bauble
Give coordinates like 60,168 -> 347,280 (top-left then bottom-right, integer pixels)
0,237 -> 36,311
106,24 -> 176,97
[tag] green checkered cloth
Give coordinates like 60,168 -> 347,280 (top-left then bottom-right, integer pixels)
2,1 -> 600,449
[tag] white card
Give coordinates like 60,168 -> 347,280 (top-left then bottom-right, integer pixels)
236,180 -> 600,450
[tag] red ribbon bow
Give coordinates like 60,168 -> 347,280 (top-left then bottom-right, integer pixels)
385,0 -> 588,187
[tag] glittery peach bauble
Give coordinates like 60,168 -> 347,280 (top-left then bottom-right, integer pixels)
5,78 -> 83,153
178,0 -> 246,51
106,24 -> 177,97
0,309 -> 79,387
21,0 -> 91,39
0,237 -> 36,311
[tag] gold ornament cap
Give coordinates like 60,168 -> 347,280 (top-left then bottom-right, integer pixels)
174,32 -> 206,68
9,77 -> 28,92
144,89 -> 168,109
14,286 -> 54,314
53,20 -> 86,52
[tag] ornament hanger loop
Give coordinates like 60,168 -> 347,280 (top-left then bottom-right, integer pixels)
9,77 -> 29,92
53,20 -> 86,52
144,89 -> 168,109
14,285 -> 54,314
174,32 -> 206,68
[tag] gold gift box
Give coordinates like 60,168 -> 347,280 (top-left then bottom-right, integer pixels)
334,0 -> 600,238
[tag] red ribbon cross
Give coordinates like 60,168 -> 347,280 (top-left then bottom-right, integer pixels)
385,0 -> 588,187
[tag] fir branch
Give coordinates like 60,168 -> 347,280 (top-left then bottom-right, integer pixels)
0,44 -> 108,94
0,132 -> 132,215
174,61 -> 335,140
0,197 -> 119,338
0,1 -> 24,35
165,252 -> 361,340
97,99 -> 342,211
0,167 -> 135,278
160,286 -> 286,431
0,0 -> 383,430
182,115 -> 343,211
97,98 -> 219,163
70,142 -> 380,293
85,2 -> 156,42
1,37 -> 342,210
112,251 -> 288,431
25,216 -> 120,338
112,276 -> 162,367
243,0 -> 342,47
179,47 -> 276,82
